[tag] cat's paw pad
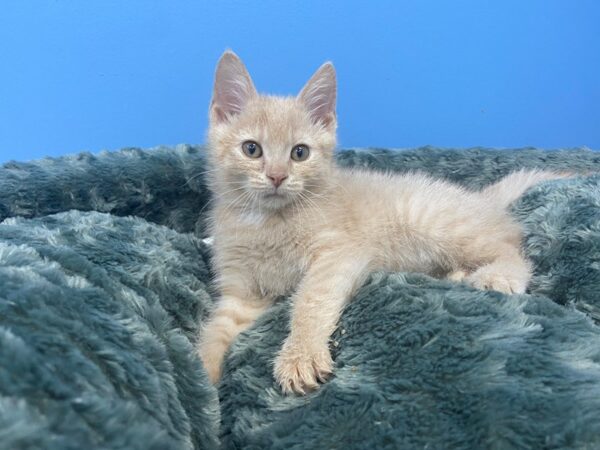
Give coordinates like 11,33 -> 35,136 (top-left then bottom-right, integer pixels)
466,268 -> 527,294
198,341 -> 226,384
274,342 -> 333,395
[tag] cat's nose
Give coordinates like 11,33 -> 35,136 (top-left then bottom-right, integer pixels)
267,174 -> 288,188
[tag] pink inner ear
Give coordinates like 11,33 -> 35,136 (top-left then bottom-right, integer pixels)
211,104 -> 229,123
299,63 -> 337,126
211,52 -> 257,123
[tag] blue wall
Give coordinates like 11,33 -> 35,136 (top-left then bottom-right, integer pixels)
1,1 -> 598,162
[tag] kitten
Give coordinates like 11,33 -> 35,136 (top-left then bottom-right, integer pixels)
198,51 -> 562,394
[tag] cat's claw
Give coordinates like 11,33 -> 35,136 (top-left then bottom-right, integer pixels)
274,342 -> 333,395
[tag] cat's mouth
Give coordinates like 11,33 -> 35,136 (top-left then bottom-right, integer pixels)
263,190 -> 285,198
261,185 -> 290,198
259,188 -> 295,209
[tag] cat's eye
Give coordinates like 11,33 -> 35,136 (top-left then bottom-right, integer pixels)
291,144 -> 310,162
242,141 -> 263,158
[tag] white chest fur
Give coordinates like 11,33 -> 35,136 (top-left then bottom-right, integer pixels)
212,210 -> 311,299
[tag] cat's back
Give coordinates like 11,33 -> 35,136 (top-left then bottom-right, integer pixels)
328,166 -> 515,272
331,167 -> 476,214
329,166 -> 505,242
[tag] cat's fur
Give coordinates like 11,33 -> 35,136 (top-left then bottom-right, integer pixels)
198,51 -> 563,394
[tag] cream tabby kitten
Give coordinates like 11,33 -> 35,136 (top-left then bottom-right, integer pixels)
198,51 -> 561,394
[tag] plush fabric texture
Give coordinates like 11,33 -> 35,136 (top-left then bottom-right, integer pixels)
1,145 -> 600,449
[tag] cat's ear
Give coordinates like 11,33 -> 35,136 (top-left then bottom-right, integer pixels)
210,51 -> 257,124
298,62 -> 337,128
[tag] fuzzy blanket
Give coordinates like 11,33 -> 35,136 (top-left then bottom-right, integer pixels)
1,146 -> 600,449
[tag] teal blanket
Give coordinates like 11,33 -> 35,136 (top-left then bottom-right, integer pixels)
1,146 -> 599,449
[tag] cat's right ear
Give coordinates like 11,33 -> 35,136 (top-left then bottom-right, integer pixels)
210,51 -> 257,124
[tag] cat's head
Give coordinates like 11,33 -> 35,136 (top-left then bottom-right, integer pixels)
207,50 -> 337,212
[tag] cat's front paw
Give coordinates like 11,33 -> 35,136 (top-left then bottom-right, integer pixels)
274,340 -> 333,395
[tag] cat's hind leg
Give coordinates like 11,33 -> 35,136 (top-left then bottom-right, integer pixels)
198,294 -> 272,383
446,269 -> 469,282
464,243 -> 532,294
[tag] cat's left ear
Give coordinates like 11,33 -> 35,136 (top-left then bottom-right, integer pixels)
298,62 -> 337,129
210,50 -> 257,124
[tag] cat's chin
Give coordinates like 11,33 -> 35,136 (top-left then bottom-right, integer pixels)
260,191 -> 294,211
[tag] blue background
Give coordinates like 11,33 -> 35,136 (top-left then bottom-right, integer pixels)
1,1 -> 598,163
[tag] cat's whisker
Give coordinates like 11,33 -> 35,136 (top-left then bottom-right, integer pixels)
197,185 -> 249,216
210,185 -> 248,200
230,191 -> 253,213
219,190 -> 252,220
295,189 -> 321,229
303,188 -> 334,208
304,179 -> 348,196
303,189 -> 330,201
218,191 -> 250,241
293,193 -> 310,231
234,191 -> 260,240
211,180 -> 248,189
302,193 -> 324,212
180,167 -> 224,187
297,191 -> 327,224
239,191 -> 254,218
257,189 -> 263,217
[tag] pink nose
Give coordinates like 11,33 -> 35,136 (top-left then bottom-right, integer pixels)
267,174 -> 288,188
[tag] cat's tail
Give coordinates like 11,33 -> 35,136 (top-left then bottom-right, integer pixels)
481,169 -> 572,209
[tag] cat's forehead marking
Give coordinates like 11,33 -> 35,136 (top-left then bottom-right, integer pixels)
242,96 -> 310,147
